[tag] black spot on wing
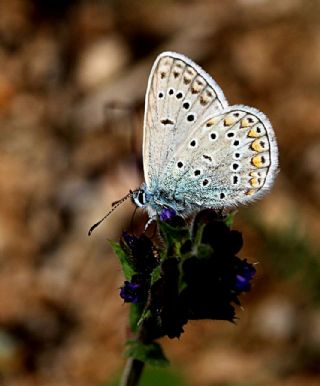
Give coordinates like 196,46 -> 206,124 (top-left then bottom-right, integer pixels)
161,118 -> 175,125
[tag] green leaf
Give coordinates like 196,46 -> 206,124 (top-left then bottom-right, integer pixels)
224,212 -> 236,227
125,340 -> 169,367
137,309 -> 152,327
192,223 -> 205,248
129,303 -> 145,332
158,221 -> 189,257
178,276 -> 187,294
109,240 -> 135,280
196,243 -> 214,258
151,265 -> 161,284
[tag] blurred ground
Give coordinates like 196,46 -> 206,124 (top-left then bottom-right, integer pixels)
0,0 -> 319,385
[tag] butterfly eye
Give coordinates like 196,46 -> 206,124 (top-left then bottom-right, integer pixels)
137,191 -> 146,205
220,192 -> 225,199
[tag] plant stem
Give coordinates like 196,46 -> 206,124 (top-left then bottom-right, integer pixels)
120,358 -> 145,386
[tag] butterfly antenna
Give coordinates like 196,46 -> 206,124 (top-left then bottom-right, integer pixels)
88,190 -> 134,236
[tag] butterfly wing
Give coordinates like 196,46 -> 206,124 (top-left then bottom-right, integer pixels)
143,52 -> 228,191
159,105 -> 278,211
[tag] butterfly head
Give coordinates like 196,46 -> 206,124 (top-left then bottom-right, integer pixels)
132,183 -> 179,220
132,184 -> 160,214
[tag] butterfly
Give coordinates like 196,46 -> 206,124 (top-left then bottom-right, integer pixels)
131,51 -> 278,219
88,52 -> 279,235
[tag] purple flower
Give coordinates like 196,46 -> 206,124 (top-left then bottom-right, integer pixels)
235,261 -> 256,292
120,280 -> 142,304
160,207 -> 177,221
122,232 -> 137,249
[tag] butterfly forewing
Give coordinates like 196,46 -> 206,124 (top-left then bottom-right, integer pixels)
143,52 -> 228,190
159,106 -> 278,209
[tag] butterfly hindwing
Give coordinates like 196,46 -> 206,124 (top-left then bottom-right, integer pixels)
159,105 -> 278,209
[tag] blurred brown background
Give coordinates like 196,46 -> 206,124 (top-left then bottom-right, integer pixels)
0,0 -> 319,385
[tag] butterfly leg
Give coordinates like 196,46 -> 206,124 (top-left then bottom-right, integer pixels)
144,215 -> 157,230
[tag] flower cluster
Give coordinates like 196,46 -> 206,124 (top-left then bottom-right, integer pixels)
114,209 -> 256,344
